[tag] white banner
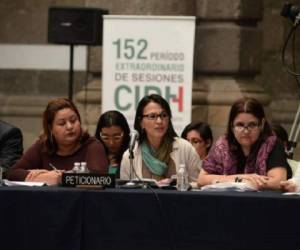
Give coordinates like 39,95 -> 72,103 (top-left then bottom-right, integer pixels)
102,15 -> 195,133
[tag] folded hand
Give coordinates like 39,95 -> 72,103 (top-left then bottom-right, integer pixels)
242,174 -> 269,190
25,169 -> 63,185
280,179 -> 297,192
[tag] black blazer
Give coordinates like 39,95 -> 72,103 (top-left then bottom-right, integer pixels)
0,120 -> 23,173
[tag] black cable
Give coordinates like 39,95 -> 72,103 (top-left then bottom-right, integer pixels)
281,20 -> 300,158
281,23 -> 300,76
83,49 -> 90,129
292,26 -> 297,71
292,26 -> 300,88
129,164 -> 177,250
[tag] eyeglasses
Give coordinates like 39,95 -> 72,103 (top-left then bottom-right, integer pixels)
233,122 -> 260,132
142,112 -> 169,120
100,132 -> 124,142
188,139 -> 204,146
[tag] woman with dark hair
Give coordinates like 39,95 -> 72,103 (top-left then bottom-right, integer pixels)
181,122 -> 213,160
95,110 -> 130,177
272,124 -> 289,149
198,97 -> 290,190
8,98 -> 108,185
271,124 -> 300,192
120,94 -> 201,183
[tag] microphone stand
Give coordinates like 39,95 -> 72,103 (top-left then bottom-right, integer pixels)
120,149 -> 144,189
68,44 -> 74,100
287,102 -> 300,158
125,149 -> 136,187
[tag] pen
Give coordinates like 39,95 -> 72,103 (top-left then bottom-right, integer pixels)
49,163 -> 58,171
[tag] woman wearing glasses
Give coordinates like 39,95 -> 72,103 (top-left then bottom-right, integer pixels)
120,94 -> 201,184
181,122 -> 213,160
198,97 -> 291,190
95,110 -> 130,178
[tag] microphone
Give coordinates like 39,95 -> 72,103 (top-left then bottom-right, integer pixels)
129,130 -> 139,153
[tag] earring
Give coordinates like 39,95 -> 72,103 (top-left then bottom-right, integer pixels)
50,131 -> 54,145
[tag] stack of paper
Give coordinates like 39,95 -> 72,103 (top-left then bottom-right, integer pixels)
200,182 -> 256,192
2,179 -> 47,187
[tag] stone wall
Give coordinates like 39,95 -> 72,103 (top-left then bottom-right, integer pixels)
0,0 -> 86,149
192,0 -> 267,139
1,0 -> 300,159
257,0 -> 300,158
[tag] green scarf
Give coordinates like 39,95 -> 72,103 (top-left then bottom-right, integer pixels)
108,165 -> 120,178
141,142 -> 168,176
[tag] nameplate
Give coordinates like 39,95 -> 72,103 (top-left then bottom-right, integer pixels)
62,173 -> 115,188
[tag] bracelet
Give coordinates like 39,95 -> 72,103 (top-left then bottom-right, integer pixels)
235,176 -> 243,183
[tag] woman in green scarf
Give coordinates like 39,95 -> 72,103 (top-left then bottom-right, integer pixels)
120,94 -> 201,184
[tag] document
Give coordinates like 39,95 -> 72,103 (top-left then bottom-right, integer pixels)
200,182 -> 256,192
3,179 -> 47,187
282,192 -> 300,196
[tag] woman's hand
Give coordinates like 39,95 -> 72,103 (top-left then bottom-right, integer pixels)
280,179 -> 297,192
156,178 -> 173,186
242,174 -> 269,190
25,169 -> 63,185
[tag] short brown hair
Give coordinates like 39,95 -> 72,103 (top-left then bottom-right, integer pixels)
40,97 -> 88,155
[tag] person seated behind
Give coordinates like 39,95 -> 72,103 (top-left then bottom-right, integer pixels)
0,120 -> 23,176
281,175 -> 300,192
95,110 -> 130,178
272,124 -> 289,150
181,122 -> 213,160
198,97 -> 290,190
271,124 -> 300,192
120,94 -> 201,184
272,124 -> 295,176
7,98 -> 108,185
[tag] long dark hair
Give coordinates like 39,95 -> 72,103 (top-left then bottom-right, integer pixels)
181,122 -> 213,153
134,94 -> 177,164
226,97 -> 272,159
40,97 -> 88,155
95,110 -> 130,164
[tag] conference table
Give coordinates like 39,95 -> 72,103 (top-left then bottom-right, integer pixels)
0,186 -> 300,250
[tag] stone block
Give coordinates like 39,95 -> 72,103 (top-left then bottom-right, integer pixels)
194,23 -> 262,74
86,0 -> 196,15
240,27 -> 262,73
3,115 -> 42,150
88,46 -> 102,73
76,78 -> 102,104
195,0 -> 262,20
0,69 -> 86,96
39,71 -> 87,96
0,95 -> 49,116
77,103 -> 101,132
207,105 -> 231,126
0,95 -> 49,150
209,125 -> 227,141
0,0 -> 84,43
192,76 -> 270,109
262,8 -> 284,51
271,99 -> 300,124
191,105 -> 208,122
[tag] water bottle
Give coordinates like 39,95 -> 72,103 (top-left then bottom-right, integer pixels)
177,164 -> 189,191
72,162 -> 80,173
80,162 -> 89,173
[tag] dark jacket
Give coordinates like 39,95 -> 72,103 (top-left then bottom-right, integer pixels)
0,121 -> 23,174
